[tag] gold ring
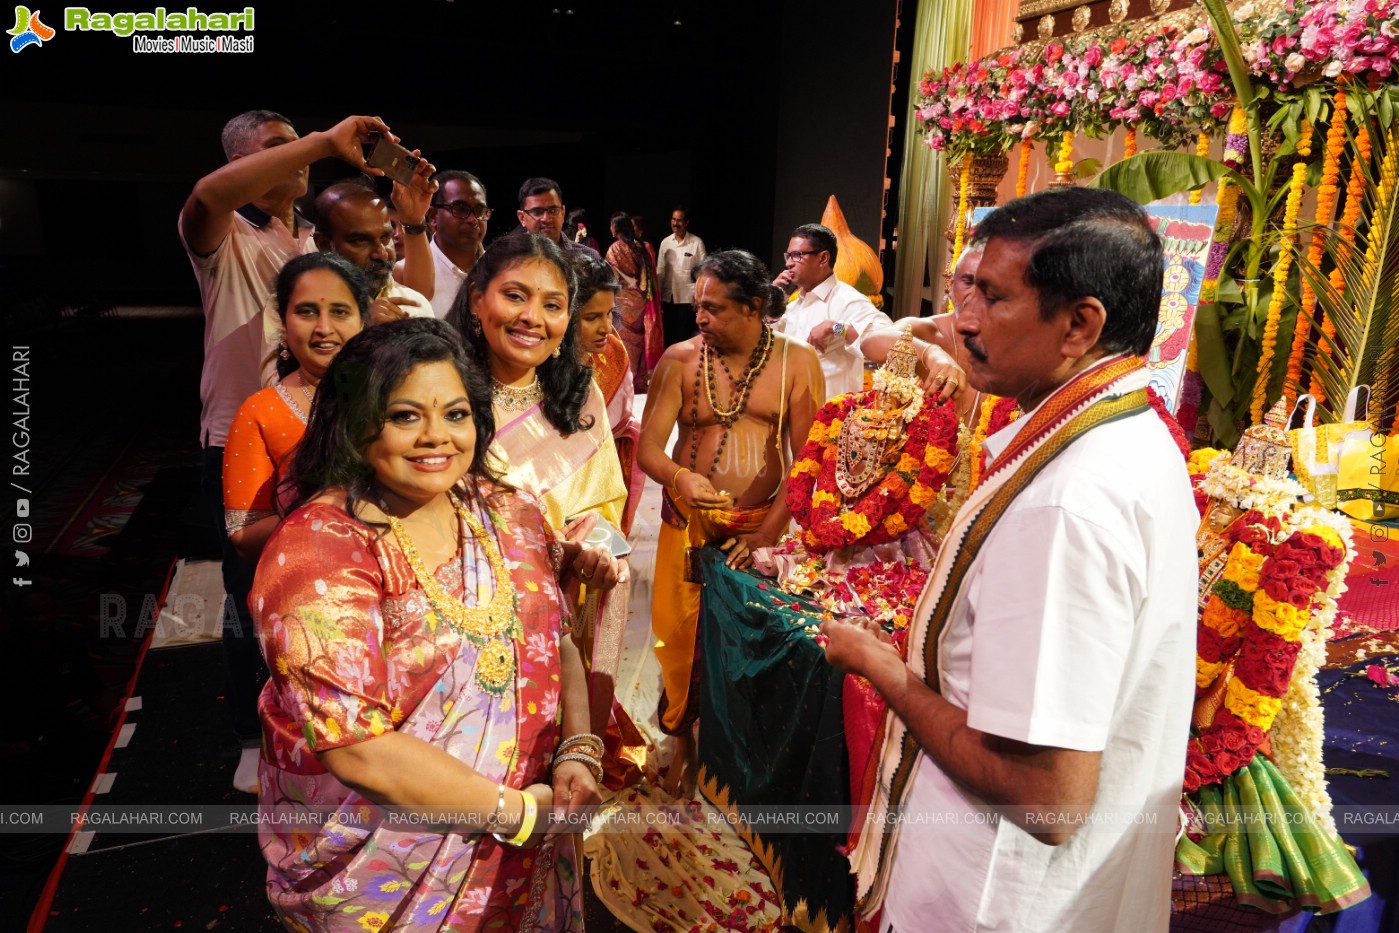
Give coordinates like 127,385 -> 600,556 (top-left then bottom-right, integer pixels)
579,568 -> 593,579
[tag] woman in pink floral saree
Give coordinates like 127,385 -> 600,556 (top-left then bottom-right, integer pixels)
605,211 -> 664,393
252,318 -> 617,932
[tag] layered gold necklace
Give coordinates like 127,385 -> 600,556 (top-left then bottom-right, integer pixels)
386,492 -> 519,695
835,326 -> 923,499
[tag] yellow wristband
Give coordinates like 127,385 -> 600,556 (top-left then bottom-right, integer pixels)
671,466 -> 690,488
498,790 -> 537,847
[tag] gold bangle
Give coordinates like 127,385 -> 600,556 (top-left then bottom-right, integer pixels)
671,466 -> 690,488
554,751 -> 604,783
555,733 -> 605,760
495,790 -> 537,847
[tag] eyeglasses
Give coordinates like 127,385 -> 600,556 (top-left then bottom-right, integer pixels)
433,201 -> 493,223
521,205 -> 564,220
783,249 -> 821,263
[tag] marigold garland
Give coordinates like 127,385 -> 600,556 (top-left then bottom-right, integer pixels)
1287,94 -> 1348,404
1123,126 -> 1138,159
1250,148 -> 1309,425
1184,105 -> 1247,437
1184,510 -> 1350,794
787,392 -> 960,555
1015,139 -> 1032,198
1188,131 -> 1211,204
1055,129 -> 1075,175
948,156 -> 972,313
1311,123 -> 1370,404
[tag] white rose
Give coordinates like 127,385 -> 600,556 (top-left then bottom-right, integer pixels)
1286,52 -> 1307,72
1324,59 -> 1345,77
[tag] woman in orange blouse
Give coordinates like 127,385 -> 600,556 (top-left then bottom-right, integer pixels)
220,252 -> 368,794
223,252 -> 368,559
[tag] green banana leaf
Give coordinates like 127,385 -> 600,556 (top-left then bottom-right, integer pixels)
1087,152 -> 1230,204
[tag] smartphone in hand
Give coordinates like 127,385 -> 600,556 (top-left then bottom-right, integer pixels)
567,514 -> 632,558
364,133 -> 420,186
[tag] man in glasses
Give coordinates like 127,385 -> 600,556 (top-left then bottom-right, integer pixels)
771,222 -> 892,399
402,170 -> 491,319
516,177 -> 598,256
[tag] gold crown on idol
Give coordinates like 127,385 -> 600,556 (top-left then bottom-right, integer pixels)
1230,399 -> 1292,480
871,324 -> 924,408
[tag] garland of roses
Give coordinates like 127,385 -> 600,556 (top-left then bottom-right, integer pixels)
787,392 -> 959,556
1184,509 -> 1349,794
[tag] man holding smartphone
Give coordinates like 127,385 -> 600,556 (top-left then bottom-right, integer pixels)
178,110 -> 394,794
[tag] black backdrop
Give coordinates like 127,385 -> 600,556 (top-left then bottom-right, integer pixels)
2,0 -> 905,309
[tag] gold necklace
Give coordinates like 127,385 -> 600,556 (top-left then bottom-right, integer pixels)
386,492 -> 519,695
491,375 -> 543,412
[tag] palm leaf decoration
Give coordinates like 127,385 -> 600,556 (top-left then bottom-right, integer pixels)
1290,109 -> 1399,427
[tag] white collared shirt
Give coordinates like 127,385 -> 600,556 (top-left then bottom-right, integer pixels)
771,273 -> 892,400
426,236 -> 470,320
656,232 -> 707,304
884,370 -> 1197,932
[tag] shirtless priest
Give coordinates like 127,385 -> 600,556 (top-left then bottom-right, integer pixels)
639,250 -> 824,796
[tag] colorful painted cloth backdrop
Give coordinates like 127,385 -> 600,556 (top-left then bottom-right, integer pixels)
969,203 -> 1216,413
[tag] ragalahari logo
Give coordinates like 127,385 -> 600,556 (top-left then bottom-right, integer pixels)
9,6 -> 54,52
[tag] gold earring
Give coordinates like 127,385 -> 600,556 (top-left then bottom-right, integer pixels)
551,345 -> 561,359
470,315 -> 482,335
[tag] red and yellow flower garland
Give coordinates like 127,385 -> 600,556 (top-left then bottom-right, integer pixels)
1185,511 -> 1348,793
787,393 -> 960,555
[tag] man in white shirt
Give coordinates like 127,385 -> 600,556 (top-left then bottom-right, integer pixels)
656,206 -> 707,345
178,110 -> 393,792
397,170 -> 490,319
771,223 -> 892,399
822,188 -> 1196,932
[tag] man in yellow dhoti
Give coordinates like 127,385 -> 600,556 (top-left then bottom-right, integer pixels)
639,249 -> 824,795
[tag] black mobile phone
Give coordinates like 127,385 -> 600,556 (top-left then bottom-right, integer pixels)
363,133 -> 420,186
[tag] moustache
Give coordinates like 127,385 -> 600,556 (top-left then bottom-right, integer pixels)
963,336 -> 988,363
365,260 -> 394,286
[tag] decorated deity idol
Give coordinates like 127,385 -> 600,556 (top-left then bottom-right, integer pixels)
1177,400 -> 1369,919
760,326 -> 961,647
